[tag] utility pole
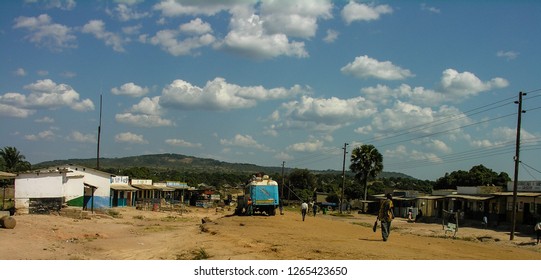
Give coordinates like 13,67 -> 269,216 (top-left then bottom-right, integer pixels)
340,143 -> 349,214
281,161 -> 285,198
280,161 -> 285,214
96,94 -> 103,170
510,91 -> 526,240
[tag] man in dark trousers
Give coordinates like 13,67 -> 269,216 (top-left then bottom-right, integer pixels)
377,193 -> 395,241
301,201 -> 308,221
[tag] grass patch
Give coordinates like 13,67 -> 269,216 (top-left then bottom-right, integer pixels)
143,224 -> 176,232
352,221 -> 372,228
160,215 -> 191,222
330,213 -> 354,218
105,209 -> 122,218
192,248 -> 211,260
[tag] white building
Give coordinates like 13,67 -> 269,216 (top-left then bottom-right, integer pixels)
14,165 -> 133,213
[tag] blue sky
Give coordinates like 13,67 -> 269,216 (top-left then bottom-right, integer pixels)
1,0 -> 540,181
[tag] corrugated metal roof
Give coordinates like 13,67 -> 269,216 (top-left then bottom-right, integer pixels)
0,171 -> 16,179
84,182 -> 98,189
446,194 -> 493,200
492,192 -> 541,197
132,184 -> 159,190
110,184 -> 137,191
155,186 -> 176,192
416,195 -> 446,200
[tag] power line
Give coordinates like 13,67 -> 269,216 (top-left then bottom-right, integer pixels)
279,88 -> 541,173
359,96 -> 516,145
520,162 -> 538,181
520,161 -> 541,176
377,112 -> 516,148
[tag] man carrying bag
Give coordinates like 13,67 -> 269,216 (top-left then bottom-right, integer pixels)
377,193 -> 395,241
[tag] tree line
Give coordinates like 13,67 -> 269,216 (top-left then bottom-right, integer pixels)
1,146 -> 511,203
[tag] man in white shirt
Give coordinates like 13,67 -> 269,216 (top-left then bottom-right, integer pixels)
301,202 -> 308,221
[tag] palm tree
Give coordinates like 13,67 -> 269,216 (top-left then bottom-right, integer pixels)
0,146 -> 31,172
349,144 -> 383,202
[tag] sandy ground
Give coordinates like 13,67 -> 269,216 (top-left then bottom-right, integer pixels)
0,206 -> 540,260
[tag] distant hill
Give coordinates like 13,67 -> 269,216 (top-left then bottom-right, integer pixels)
33,153 -> 414,179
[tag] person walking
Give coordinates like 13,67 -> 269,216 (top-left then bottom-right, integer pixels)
301,201 -> 308,221
482,215 -> 488,229
535,220 -> 541,245
247,197 -> 253,216
377,193 -> 394,241
312,202 -> 318,217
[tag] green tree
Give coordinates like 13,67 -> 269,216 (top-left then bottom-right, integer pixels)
349,144 -> 383,201
0,146 -> 31,172
434,164 -> 511,189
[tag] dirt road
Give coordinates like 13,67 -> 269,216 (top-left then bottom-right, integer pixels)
0,206 -> 540,260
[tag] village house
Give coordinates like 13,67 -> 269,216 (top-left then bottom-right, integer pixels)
13,165 -> 135,213
491,181 -> 541,225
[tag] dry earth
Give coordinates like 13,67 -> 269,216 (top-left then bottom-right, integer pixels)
0,206 -> 540,260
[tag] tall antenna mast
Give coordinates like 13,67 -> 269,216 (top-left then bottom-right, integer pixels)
96,93 -> 102,170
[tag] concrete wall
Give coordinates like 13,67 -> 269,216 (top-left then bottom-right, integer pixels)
14,172 -> 65,213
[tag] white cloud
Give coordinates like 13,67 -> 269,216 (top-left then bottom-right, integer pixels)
385,145 -> 442,163
130,96 -> 161,115
152,1 -> 315,59
361,83 -> 443,106
371,102 -> 469,140
109,3 -> 150,21
372,101 -> 435,132
115,96 -> 174,127
361,69 -> 509,106
160,77 -> 306,111
287,139 -> 324,152
260,0 -> 333,38
114,132 -> 148,144
217,8 -> 308,60
68,131 -> 96,143
341,1 -> 393,24
82,20 -> 126,52
115,112 -> 173,127
24,130 -> 55,141
14,68 -> 27,76
122,24 -> 142,35
439,69 -> 508,97
323,29 -> 339,43
354,125 -> 372,135
274,151 -> 294,161
165,138 -> 203,148
37,70 -> 49,76
471,127 -> 538,148
35,116 -> 54,123
0,79 -> 94,112
497,50 -> 519,61
0,103 -> 35,118
40,0 -> 76,10
114,0 -> 143,5
179,18 -> 212,34
13,14 -> 76,51
341,55 -> 414,80
220,134 -> 271,151
152,0 -> 250,17
60,71 -> 77,78
148,21 -> 216,56
426,139 -> 452,154
276,95 -> 376,132
421,3 -> 440,14
111,82 -> 150,97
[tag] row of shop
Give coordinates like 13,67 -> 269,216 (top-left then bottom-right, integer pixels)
12,165 -> 225,214
365,183 -> 541,227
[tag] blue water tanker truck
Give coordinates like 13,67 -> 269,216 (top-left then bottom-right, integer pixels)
235,174 -> 279,216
